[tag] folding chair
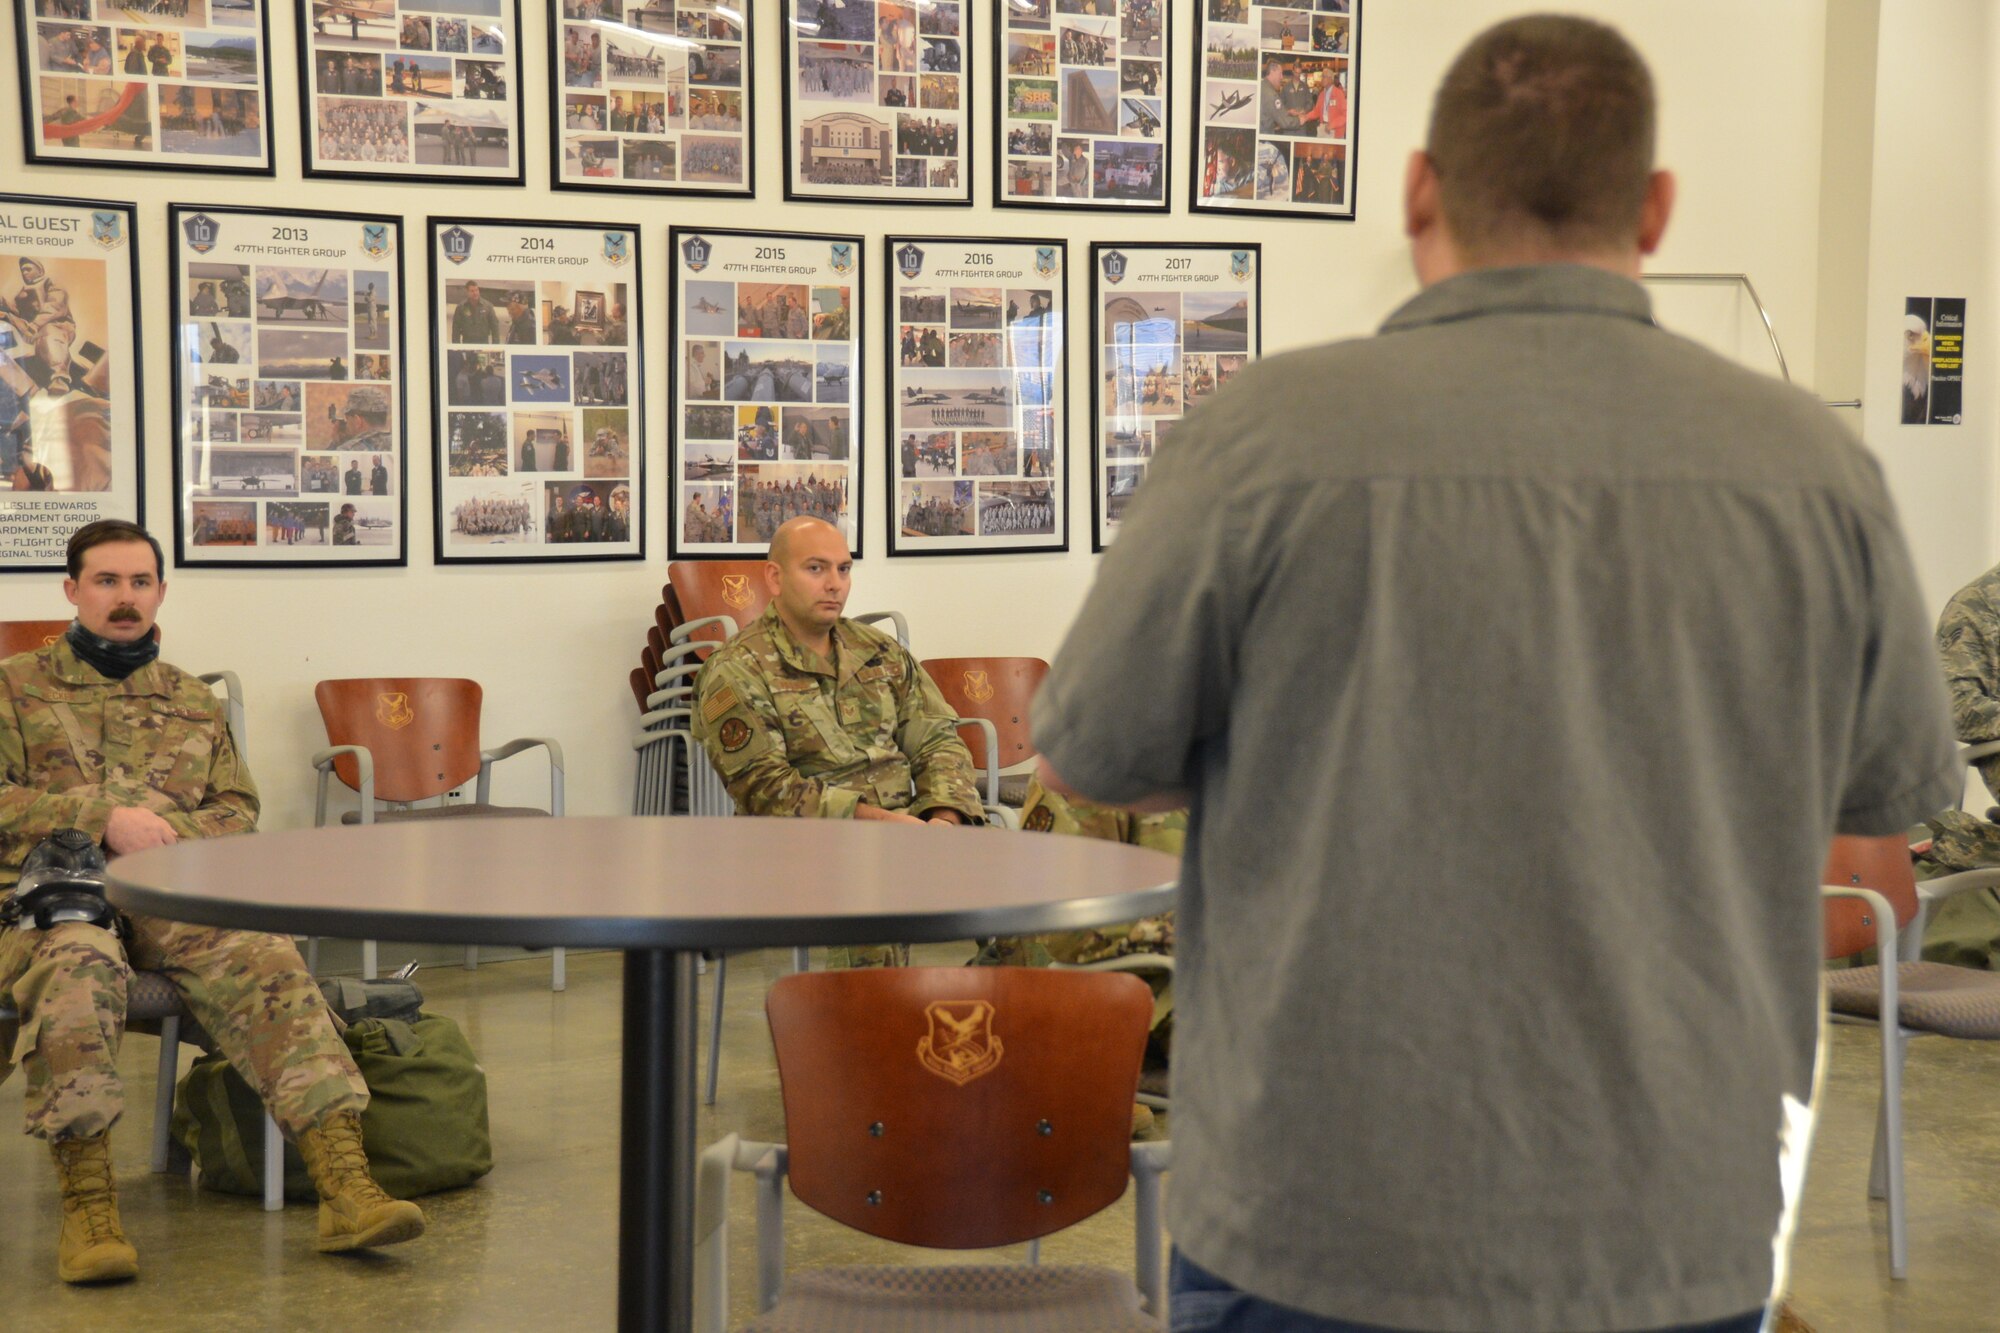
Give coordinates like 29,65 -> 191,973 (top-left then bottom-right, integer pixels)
694,967 -> 1168,1331
1821,834 -> 2000,1278
310,677 -> 567,989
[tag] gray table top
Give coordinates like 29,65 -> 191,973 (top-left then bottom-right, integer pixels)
106,816 -> 1180,950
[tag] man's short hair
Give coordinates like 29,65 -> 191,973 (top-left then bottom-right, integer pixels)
67,519 -> 164,580
1425,15 -> 1655,256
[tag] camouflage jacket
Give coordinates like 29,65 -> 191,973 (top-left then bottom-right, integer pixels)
691,605 -> 984,821
1938,561 -> 2000,801
0,637 -> 258,891
1010,777 -> 1182,965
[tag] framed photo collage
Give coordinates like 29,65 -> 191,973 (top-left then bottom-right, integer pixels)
5,1 -> 1347,568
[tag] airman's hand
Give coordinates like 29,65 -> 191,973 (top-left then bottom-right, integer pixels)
104,806 -> 178,855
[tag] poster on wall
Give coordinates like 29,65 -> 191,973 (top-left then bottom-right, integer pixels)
429,218 -> 643,562
1089,242 -> 1260,550
669,226 -> 863,558
296,0 -> 524,183
15,0 -> 274,174
885,237 -> 1066,556
995,0 -> 1168,210
781,0 -> 970,205
168,204 -> 407,567
0,195 -> 142,572
1903,296 -> 1965,426
552,0 -> 752,196
1191,0 -> 1359,218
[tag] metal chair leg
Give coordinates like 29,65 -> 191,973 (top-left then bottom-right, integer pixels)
151,1015 -> 181,1174
552,946 -> 567,992
362,939 -> 379,980
704,954 -> 726,1106
464,945 -> 479,970
263,1112 -> 284,1210
1882,1025 -> 1909,1278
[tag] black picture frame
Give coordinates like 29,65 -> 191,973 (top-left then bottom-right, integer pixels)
0,192 -> 145,572
16,0 -> 277,176
1087,240 -> 1262,551
882,235 -> 1069,557
779,0 -> 973,207
992,0 -> 1171,213
167,203 -> 410,568
426,215 -> 647,564
296,0 -> 526,185
668,224 -> 866,560
548,0 -> 756,197
1188,0 -> 1361,220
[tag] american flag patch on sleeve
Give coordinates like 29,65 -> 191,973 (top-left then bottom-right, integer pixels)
702,685 -> 739,723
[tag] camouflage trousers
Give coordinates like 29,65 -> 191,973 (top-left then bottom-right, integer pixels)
976,915 -> 1176,1052
1915,812 -> 2000,969
0,913 -> 366,1143
824,943 -> 910,969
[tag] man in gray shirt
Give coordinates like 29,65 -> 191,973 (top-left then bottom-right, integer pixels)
1036,16 -> 1957,1333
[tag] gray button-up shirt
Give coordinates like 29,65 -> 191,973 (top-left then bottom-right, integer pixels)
1037,265 -> 1958,1332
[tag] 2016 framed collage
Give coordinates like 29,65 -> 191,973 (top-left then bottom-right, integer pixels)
168,203 -> 407,566
429,217 -> 642,562
781,0 -> 969,206
15,0 -> 275,174
0,194 -> 143,571
669,227 -> 862,559
1192,0 -> 1359,217
553,0 -> 751,195
996,0 -> 1169,210
886,237 -> 1065,556
1090,241 -> 1260,550
296,0 -> 524,183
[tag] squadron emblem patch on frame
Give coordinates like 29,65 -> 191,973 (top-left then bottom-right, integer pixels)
718,717 -> 752,752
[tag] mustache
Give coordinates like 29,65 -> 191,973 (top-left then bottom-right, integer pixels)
107,606 -> 142,622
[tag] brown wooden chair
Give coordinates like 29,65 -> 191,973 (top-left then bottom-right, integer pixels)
693,967 -> 1168,1330
0,618 -> 75,657
1822,836 -> 2000,1279
668,559 -> 772,656
922,656 -> 1049,814
310,677 -> 566,989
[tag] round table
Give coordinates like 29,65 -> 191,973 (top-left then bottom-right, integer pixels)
109,816 -> 1180,1332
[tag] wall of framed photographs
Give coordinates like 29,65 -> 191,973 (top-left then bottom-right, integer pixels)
0,1 -> 1852,827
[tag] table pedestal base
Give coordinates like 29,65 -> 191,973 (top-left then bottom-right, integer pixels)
619,948 -> 698,1332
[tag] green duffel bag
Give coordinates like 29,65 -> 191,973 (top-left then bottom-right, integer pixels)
172,1012 -> 493,1202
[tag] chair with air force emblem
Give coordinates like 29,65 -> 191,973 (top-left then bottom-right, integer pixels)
310,677 -> 567,990
0,637 -> 284,1209
921,655 -> 1050,829
693,966 -> 1169,1330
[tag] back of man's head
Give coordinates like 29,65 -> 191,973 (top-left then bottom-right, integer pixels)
1426,15 -> 1654,258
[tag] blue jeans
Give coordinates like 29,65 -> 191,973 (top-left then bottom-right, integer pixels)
1169,1249 -> 1767,1333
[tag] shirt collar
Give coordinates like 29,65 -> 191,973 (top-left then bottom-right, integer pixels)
1379,263 -> 1655,336
761,603 -> 841,679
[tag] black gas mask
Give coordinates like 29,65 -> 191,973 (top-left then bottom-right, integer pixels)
2,829 -> 119,933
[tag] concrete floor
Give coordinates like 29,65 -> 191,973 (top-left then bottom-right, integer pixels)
0,946 -> 1995,1331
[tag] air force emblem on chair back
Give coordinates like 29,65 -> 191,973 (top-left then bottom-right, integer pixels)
962,669 -> 995,703
918,1000 -> 1003,1085
721,574 -> 753,609
375,692 -> 415,730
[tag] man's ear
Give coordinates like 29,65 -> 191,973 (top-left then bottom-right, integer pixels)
763,559 -> 783,596
1637,169 -> 1675,256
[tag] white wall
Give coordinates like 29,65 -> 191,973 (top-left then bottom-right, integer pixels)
0,1 -> 1842,827
1853,0 -> 1996,612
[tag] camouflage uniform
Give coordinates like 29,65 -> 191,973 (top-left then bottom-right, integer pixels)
0,637 -> 365,1141
981,778 -> 1182,1053
692,604 -> 985,966
1912,562 -> 2000,966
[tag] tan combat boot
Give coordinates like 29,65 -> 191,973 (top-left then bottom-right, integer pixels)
50,1133 -> 139,1284
296,1109 -> 426,1253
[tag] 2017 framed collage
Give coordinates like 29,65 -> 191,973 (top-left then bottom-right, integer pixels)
886,236 -> 1066,555
15,0 -> 275,174
167,203 -> 408,566
428,217 -> 642,562
669,227 -> 862,559
552,0 -> 752,195
0,194 -> 143,571
1089,240 -> 1261,550
296,0 -> 524,183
